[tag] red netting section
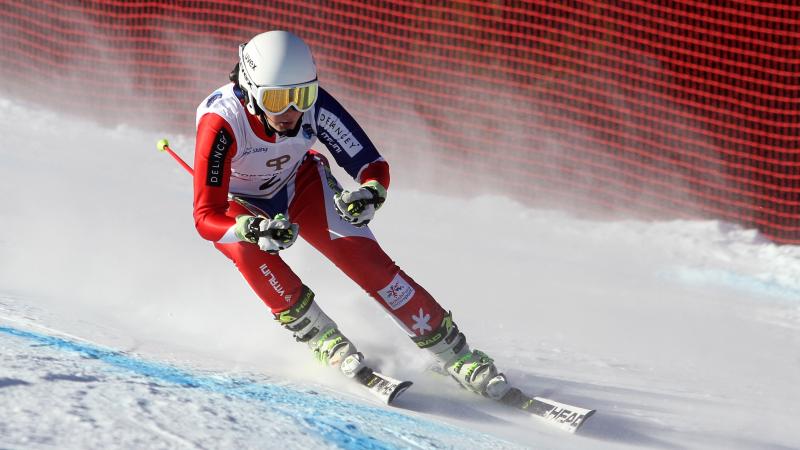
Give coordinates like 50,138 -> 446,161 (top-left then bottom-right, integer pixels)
2,1 -> 798,243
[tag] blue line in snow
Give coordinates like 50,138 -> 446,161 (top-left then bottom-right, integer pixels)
0,325 -> 474,450
664,267 -> 800,302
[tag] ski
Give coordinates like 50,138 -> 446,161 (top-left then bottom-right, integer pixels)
499,387 -> 595,433
354,367 -> 413,405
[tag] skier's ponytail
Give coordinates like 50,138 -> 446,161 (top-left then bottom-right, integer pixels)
229,62 -> 240,85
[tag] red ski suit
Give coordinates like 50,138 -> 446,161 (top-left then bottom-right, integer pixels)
193,83 -> 445,337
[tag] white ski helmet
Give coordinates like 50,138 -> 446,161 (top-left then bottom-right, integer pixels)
237,30 -> 318,116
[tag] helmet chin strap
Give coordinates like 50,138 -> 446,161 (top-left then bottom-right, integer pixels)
258,109 -> 303,138
259,112 -> 277,137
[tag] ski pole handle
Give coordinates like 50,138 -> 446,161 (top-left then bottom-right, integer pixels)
157,138 -> 194,175
253,213 -> 297,242
348,197 -> 382,215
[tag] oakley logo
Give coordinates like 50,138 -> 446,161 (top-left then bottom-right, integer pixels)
266,155 -> 291,171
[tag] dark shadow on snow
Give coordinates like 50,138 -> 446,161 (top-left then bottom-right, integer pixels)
391,390 -> 511,425
0,377 -> 31,388
577,411 -> 683,449
500,370 -> 695,449
42,373 -> 100,383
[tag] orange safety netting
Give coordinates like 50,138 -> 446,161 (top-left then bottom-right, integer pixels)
1,0 -> 798,243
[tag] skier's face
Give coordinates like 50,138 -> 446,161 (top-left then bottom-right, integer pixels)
265,107 -> 303,132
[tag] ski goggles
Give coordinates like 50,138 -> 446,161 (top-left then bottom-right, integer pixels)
239,41 -> 318,115
254,81 -> 319,115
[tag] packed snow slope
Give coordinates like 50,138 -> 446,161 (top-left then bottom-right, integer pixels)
1,97 -> 799,449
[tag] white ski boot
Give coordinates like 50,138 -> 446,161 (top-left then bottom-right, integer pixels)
274,286 -> 366,378
412,312 -> 511,399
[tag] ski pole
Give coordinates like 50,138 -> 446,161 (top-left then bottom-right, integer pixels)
156,138 -> 293,242
157,138 -> 194,175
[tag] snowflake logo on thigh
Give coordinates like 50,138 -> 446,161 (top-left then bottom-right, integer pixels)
388,283 -> 403,299
411,308 -> 432,335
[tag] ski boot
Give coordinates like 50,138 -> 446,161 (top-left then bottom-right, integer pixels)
274,286 -> 366,378
412,312 -> 511,400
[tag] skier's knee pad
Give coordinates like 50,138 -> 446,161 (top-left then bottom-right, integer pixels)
273,285 -> 358,368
